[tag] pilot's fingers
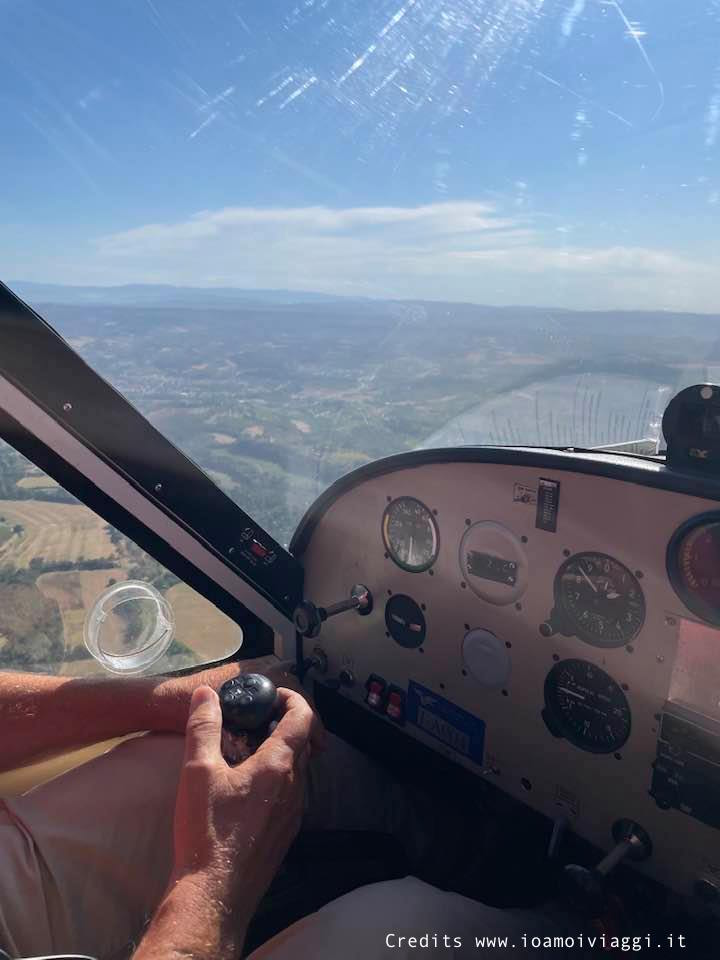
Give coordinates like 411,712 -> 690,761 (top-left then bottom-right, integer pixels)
247,688 -> 315,776
183,685 -> 222,766
274,686 -> 327,753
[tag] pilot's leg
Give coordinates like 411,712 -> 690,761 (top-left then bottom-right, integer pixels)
0,733 -> 184,960
248,876 -> 585,959
0,729 -> 416,960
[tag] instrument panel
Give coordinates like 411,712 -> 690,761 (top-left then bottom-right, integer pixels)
295,456 -> 720,902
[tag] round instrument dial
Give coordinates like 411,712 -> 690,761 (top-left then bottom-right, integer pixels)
543,659 -> 631,754
385,594 -> 426,648
382,497 -> 438,572
667,513 -> 720,625
554,552 -> 645,647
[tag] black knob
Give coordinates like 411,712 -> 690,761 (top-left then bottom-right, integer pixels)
563,864 -> 605,911
293,601 -> 323,639
219,674 -> 277,734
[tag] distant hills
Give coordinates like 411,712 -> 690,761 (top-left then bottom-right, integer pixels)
7,281 -> 354,308
7,282 -> 720,331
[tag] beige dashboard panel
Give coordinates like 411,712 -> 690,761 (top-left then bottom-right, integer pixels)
301,459 -> 720,899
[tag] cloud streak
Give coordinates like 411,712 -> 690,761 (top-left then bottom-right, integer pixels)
87,201 -> 720,312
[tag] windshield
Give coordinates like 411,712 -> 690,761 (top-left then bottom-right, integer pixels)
4,2 -> 720,545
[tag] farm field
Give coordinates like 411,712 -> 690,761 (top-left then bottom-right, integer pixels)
166,582 -> 242,662
37,568 -> 124,655
0,500 -> 114,567
16,475 -> 59,490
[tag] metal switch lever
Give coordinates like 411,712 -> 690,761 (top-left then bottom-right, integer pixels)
294,584 -> 372,639
563,819 -> 652,910
547,815 -> 568,861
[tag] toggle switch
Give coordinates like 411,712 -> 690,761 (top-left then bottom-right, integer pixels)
365,674 -> 387,710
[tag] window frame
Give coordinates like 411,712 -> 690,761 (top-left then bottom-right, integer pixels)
0,282 -> 303,663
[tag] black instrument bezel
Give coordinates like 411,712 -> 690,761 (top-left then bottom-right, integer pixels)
381,495 -> 439,573
553,551 -> 646,648
543,658 -> 632,754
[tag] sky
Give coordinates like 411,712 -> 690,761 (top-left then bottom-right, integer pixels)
2,0 -> 720,311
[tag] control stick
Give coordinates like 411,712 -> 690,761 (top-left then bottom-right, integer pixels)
564,819 -> 652,911
218,673 -> 278,764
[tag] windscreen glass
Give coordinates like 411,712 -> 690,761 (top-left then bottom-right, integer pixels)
3,2 -> 720,545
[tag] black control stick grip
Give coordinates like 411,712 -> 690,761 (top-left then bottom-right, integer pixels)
219,673 -> 278,734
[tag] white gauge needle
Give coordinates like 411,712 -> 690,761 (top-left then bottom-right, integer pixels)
606,591 -> 621,600
579,567 -> 598,593
408,536 -> 415,565
558,687 -> 586,700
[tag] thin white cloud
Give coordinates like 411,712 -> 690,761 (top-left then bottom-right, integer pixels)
82,201 -> 720,312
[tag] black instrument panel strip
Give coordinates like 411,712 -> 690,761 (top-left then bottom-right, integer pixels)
0,282 -> 303,619
291,446 -> 720,558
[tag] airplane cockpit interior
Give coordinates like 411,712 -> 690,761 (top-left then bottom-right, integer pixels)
3,283 -> 720,957
4,3 -> 720,958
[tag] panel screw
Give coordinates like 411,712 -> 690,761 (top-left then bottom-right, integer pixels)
154,482 -> 163,493
656,655 -> 665,664
521,535 -> 528,543
63,402 -> 72,412
228,547 -> 235,556
665,616 -> 677,627
563,548 -> 571,557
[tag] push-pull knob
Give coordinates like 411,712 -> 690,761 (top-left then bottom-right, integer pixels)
294,584 -> 372,638
564,819 -> 652,910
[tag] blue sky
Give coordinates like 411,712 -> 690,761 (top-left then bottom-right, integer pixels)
2,0 -> 720,310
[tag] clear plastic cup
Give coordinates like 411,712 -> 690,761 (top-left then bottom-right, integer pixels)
84,579 -> 176,675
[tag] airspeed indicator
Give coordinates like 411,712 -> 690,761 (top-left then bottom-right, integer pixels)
382,497 -> 439,572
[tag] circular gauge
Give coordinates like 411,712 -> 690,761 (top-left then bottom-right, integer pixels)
382,497 -> 439,572
385,594 -> 426,648
667,513 -> 720,625
554,552 -> 645,648
462,628 -> 511,688
459,522 -> 528,605
543,659 -> 631,754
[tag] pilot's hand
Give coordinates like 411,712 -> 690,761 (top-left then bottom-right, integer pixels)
170,684 -> 321,929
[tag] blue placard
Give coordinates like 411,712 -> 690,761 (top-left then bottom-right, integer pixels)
406,681 -> 485,765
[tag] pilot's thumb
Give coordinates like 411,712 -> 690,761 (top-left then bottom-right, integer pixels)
183,685 -> 222,765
